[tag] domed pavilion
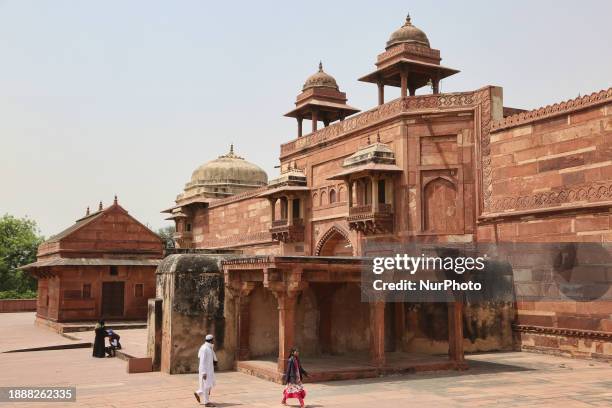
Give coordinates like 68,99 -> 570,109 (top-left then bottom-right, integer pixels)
359,14 -> 459,102
285,62 -> 360,137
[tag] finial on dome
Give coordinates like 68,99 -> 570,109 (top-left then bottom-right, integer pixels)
405,13 -> 412,26
98,201 -> 103,211
318,61 -> 323,72
219,143 -> 243,159
86,206 -> 90,216
113,195 -> 118,205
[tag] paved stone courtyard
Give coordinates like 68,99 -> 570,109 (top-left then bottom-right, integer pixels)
1,313 -> 611,407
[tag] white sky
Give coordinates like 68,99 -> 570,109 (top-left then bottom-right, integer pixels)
1,0 -> 611,237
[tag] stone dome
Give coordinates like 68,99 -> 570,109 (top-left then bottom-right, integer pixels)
386,14 -> 430,49
302,62 -> 339,91
189,145 -> 268,188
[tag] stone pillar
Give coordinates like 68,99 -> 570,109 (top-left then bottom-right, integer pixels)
369,301 -> 385,367
448,300 -> 465,367
371,175 -> 379,212
312,109 -> 318,132
237,284 -> 255,361
146,298 -> 163,371
297,117 -> 303,137
377,81 -> 385,105
348,180 -> 353,208
276,292 -> 298,372
287,196 -> 294,226
432,79 -> 440,95
400,68 -> 408,98
409,86 -> 416,97
269,198 -> 276,222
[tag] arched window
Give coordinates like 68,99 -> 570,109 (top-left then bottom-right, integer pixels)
320,191 -> 327,206
423,177 -> 458,233
338,186 -> 345,202
312,192 -> 318,207
329,189 -> 337,203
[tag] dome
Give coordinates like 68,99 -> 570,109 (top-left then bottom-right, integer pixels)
386,14 -> 430,49
302,62 -> 339,91
189,145 -> 268,188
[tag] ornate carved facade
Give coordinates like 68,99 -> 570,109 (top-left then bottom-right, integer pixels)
156,14 -> 612,380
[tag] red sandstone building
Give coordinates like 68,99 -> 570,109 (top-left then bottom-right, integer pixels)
157,15 -> 611,379
23,197 -> 163,326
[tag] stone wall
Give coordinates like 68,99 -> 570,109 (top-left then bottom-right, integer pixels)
0,299 -> 37,313
153,253 -> 238,374
36,265 -> 156,322
480,92 -> 612,360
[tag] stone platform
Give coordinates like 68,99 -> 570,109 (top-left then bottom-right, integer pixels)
237,352 -> 463,383
35,315 -> 147,334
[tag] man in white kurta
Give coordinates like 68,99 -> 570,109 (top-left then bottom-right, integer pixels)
194,334 -> 217,406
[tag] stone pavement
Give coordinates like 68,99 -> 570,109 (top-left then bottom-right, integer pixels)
1,313 -> 612,407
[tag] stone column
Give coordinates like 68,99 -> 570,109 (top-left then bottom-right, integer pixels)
400,68 -> 408,98
237,284 -> 255,360
371,175 -> 379,212
312,109 -> 318,132
377,81 -> 385,105
409,86 -> 416,96
269,198 -> 276,223
297,117 -> 303,137
287,196 -> 294,226
448,300 -> 465,367
432,79 -> 440,95
276,291 -> 298,372
369,301 -> 385,367
348,180 -> 353,208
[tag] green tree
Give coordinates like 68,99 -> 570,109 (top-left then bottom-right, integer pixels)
0,214 -> 44,294
157,225 -> 176,249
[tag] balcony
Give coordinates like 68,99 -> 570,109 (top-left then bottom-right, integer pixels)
270,218 -> 305,243
347,203 -> 393,235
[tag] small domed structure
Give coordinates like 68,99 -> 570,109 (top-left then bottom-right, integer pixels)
180,145 -> 268,200
303,62 -> 339,91
286,62 -> 360,137
386,14 -> 430,49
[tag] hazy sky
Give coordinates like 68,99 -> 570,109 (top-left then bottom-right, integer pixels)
1,0 -> 611,237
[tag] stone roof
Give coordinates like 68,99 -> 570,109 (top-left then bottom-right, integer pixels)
386,14 -> 430,49
302,62 -> 339,91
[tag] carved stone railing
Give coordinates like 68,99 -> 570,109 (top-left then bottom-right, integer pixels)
346,204 -> 394,235
269,219 -> 304,243
272,219 -> 288,227
491,87 -> 612,131
349,204 -> 372,216
348,203 -> 393,216
280,92 -> 479,158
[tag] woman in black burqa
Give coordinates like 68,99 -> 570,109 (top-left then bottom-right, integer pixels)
92,320 -> 107,358
282,348 -> 308,407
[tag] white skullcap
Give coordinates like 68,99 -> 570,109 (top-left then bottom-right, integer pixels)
205,334 -> 214,341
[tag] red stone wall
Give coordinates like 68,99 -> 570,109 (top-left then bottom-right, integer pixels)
0,299 -> 37,313
480,98 -> 612,360
37,265 -> 156,322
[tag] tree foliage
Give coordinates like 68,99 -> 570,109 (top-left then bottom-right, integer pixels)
157,225 -> 176,249
0,214 -> 44,294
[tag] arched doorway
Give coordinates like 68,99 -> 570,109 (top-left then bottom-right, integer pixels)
315,227 -> 353,256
